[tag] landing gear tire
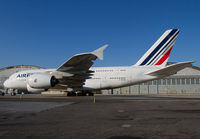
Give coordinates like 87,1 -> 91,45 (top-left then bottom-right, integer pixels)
1,93 -> 5,96
67,92 -> 76,96
67,91 -> 93,96
67,92 -> 71,96
11,92 -> 16,96
85,92 -> 94,96
77,92 -> 84,96
89,93 -> 94,96
67,93 -> 71,96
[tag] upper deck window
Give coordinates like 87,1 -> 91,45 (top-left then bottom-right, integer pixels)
96,70 -> 114,72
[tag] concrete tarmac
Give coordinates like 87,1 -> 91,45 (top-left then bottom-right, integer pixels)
0,94 -> 200,139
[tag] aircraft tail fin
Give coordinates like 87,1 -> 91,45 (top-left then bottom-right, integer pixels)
135,29 -> 180,67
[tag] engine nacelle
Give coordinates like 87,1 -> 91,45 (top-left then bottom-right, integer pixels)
27,74 -> 58,89
27,84 -> 46,93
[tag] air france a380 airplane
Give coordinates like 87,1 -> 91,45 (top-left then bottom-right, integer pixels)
3,29 -> 193,96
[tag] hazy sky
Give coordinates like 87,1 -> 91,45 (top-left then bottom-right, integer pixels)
0,0 -> 200,68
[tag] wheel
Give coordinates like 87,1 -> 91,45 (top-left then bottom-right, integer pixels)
67,92 -> 72,96
77,92 -> 83,96
85,92 -> 93,96
89,92 -> 94,96
1,93 -> 5,96
67,92 -> 76,96
11,92 -> 16,96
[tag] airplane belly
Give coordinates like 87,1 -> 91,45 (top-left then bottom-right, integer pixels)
100,80 -> 121,89
10,80 -> 27,90
83,79 -> 101,90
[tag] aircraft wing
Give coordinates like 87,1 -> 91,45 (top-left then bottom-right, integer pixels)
147,61 -> 194,77
53,44 -> 108,90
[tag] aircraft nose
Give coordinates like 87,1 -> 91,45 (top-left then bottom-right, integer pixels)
3,79 -> 9,88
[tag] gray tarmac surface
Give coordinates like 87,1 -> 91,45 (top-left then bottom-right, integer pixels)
1,94 -> 200,139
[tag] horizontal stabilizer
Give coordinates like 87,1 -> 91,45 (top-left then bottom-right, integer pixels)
147,61 -> 194,77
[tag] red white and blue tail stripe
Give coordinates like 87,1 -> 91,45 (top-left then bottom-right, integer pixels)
135,29 -> 179,66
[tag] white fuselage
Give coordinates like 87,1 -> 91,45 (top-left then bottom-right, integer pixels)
3,29 -> 183,93
4,65 -> 161,91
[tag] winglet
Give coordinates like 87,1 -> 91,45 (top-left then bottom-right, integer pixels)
92,44 -> 108,60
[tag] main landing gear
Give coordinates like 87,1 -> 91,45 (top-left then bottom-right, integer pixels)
67,91 -> 94,96
0,92 -> 5,96
11,92 -> 16,96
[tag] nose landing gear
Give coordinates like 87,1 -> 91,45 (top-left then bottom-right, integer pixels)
7,89 -> 16,96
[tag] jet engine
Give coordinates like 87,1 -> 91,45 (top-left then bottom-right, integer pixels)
27,84 -> 47,93
27,74 -> 58,89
